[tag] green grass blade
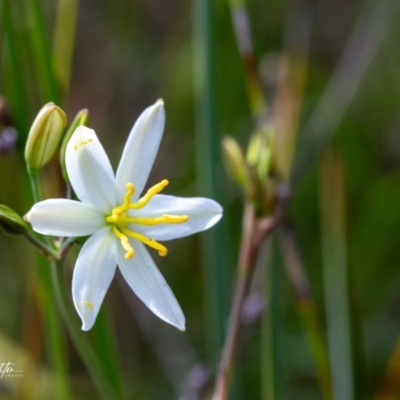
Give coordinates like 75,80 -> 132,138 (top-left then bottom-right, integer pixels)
193,0 -> 230,362
319,150 -> 354,400
52,0 -> 78,97
25,0 -> 61,104
0,0 -> 31,136
90,306 -> 125,398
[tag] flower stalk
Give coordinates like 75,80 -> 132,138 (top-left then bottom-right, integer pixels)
27,172 -> 122,400
212,203 -> 281,400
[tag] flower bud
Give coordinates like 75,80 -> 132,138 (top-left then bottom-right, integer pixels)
25,103 -> 67,175
60,109 -> 89,183
222,136 -> 248,190
246,126 -> 274,183
0,205 -> 29,235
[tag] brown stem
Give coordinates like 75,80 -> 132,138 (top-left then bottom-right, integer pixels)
212,203 -> 279,400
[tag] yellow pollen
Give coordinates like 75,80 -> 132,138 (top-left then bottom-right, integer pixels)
106,180 -> 188,258
74,137 -> 93,150
82,301 -> 94,310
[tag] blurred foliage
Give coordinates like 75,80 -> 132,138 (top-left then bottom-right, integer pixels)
0,0 -> 400,399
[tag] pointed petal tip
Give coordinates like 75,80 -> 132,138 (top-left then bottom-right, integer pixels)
178,325 -> 186,332
156,98 -> 164,106
79,315 -> 94,331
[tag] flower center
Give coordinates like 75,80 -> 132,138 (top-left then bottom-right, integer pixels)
106,180 -> 188,259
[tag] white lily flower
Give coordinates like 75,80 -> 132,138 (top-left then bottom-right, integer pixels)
25,100 -> 222,331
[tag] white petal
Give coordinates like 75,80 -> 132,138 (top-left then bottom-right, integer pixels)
66,126 -> 117,213
117,241 -> 185,331
115,100 -> 165,202
129,195 -> 223,241
72,228 -> 117,331
25,199 -> 105,237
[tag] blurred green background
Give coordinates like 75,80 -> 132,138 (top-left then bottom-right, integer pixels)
1,0 -> 400,399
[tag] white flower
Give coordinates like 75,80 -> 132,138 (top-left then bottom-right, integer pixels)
25,100 -> 222,331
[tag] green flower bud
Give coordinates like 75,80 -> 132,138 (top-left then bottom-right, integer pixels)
0,205 -> 29,235
60,109 -> 89,183
222,136 -> 248,190
246,126 -> 274,183
25,103 -> 67,175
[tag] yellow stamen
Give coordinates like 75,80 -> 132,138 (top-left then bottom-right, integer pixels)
121,183 -> 135,210
122,228 -> 168,256
126,214 -> 188,226
128,179 -> 169,210
107,179 -> 188,258
113,226 -> 134,259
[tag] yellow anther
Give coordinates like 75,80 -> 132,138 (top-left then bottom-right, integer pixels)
129,179 -> 169,210
113,227 -> 134,259
126,214 -> 188,226
122,229 -> 168,256
107,180 -> 189,258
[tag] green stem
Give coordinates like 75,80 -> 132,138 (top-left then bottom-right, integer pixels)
212,207 -> 279,400
28,173 -> 122,400
51,260 -> 122,400
28,174 -> 70,400
25,232 -> 59,259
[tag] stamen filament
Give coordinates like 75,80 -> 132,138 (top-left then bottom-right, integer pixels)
128,179 -> 169,210
121,228 -> 167,256
112,226 -> 134,259
108,179 -> 189,258
126,214 -> 188,226
121,183 -> 135,210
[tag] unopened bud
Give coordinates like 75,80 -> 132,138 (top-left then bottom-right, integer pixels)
60,109 -> 89,183
25,103 -> 67,175
0,205 -> 29,235
222,136 -> 248,190
246,126 -> 274,182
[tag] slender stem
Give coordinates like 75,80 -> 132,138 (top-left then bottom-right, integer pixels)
51,260 -> 121,400
58,236 -> 77,258
25,232 -> 60,259
28,173 -> 122,399
29,172 -> 43,202
212,204 -> 279,400
28,174 -> 70,400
